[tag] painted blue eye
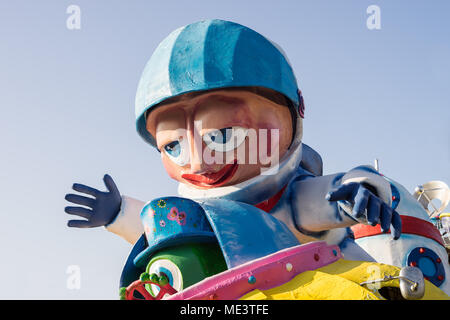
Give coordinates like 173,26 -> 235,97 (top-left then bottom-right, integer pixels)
163,139 -> 189,166
164,141 -> 181,157
209,127 -> 232,144
203,127 -> 248,152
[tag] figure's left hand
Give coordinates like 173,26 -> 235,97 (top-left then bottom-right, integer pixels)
326,182 -> 402,240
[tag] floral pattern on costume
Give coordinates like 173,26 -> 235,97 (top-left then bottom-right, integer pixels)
167,207 -> 187,226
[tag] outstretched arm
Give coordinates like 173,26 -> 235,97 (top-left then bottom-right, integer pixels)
289,166 -> 401,240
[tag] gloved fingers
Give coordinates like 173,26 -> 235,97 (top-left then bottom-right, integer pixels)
104,174 -> 120,196
72,183 -> 99,197
390,210 -> 402,240
325,183 -> 356,202
65,206 -> 93,219
65,194 -> 95,208
366,196 -> 381,226
67,219 -> 94,228
352,187 -> 369,219
379,203 -> 392,233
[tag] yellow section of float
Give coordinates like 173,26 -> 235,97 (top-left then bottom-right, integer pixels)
240,259 -> 449,300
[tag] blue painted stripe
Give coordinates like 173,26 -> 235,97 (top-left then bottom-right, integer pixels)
168,20 -> 210,93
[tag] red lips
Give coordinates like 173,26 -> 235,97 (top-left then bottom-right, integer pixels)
181,162 -> 239,188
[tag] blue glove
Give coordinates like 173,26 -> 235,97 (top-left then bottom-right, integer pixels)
326,182 -> 402,240
65,174 -> 122,228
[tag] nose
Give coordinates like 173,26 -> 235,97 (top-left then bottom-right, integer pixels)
188,145 -> 224,175
186,123 -> 208,174
189,153 -> 206,174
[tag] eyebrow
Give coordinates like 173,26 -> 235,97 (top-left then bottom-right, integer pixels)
147,93 -> 246,122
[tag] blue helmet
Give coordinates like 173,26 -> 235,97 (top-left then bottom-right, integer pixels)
135,19 -> 303,147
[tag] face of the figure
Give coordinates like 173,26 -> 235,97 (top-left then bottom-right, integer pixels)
146,89 -> 293,189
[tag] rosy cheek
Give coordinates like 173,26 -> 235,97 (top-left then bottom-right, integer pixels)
161,155 -> 183,182
254,123 -> 282,158
267,128 -> 282,156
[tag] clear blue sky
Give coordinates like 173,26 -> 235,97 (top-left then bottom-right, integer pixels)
0,0 -> 448,299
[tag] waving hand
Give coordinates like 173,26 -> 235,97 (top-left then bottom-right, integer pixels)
65,174 -> 122,228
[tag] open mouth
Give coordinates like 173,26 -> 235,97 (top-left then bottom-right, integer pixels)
181,161 -> 239,188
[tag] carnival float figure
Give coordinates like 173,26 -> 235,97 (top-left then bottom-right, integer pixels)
64,20 -> 450,300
